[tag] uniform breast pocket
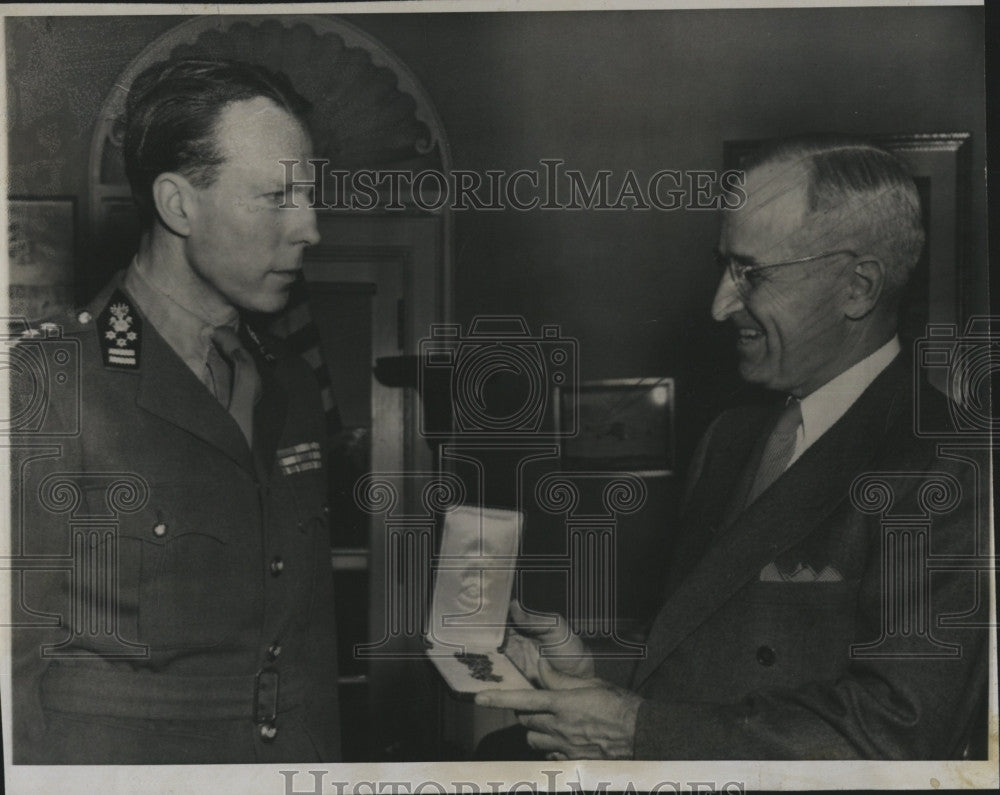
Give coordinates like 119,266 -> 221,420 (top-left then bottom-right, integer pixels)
97,482 -> 260,651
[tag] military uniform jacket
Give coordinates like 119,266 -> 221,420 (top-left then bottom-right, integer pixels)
618,358 -> 988,759
11,276 -> 341,763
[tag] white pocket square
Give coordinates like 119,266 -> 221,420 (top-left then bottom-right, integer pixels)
759,562 -> 843,582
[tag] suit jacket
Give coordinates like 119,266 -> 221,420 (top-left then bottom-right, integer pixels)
10,276 -> 341,763
624,357 -> 988,759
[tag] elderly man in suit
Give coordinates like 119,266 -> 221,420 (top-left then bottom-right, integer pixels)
476,136 -> 988,759
10,59 -> 340,763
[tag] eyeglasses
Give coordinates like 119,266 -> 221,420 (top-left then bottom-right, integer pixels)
716,248 -> 857,295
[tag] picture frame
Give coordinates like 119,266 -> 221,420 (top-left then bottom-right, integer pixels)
555,377 -> 675,476
7,196 -> 77,322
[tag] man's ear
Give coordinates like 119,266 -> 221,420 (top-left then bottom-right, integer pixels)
844,256 -> 885,320
151,173 -> 196,237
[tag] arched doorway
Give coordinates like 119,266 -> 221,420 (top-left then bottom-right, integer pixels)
88,14 -> 452,296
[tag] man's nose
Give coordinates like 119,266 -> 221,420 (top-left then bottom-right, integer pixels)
292,200 -> 321,247
710,272 -> 743,322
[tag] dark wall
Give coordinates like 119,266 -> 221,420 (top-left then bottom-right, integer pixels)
7,7 -> 987,424
7,16 -> 187,194
346,8 -> 987,420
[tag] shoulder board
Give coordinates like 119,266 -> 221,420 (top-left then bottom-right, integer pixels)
10,311 -> 87,343
97,289 -> 142,370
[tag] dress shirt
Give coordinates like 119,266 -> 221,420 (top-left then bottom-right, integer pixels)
123,258 -> 239,399
788,335 -> 901,468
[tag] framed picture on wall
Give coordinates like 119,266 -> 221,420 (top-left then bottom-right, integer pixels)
723,133 -> 972,345
555,377 -> 675,476
7,196 -> 76,322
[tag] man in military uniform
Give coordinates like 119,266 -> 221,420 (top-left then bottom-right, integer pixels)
11,59 -> 340,763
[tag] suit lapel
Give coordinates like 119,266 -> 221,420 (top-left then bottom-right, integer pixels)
134,315 -> 256,475
632,359 -> 907,689
719,408 -> 778,531
662,406 -> 770,598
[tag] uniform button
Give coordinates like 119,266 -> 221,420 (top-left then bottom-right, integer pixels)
270,557 -> 284,576
266,643 -> 282,661
152,522 -> 167,537
77,310 -> 92,324
323,504 -> 331,517
756,645 -> 776,667
259,722 -> 278,742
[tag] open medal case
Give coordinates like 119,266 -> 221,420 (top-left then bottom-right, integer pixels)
425,505 -> 533,696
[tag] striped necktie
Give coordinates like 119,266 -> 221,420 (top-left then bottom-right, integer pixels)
745,397 -> 802,507
210,326 -> 261,448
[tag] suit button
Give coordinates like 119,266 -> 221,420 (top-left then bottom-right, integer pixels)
259,722 -> 278,742
152,522 -> 167,537
270,557 -> 284,576
756,645 -> 776,666
266,643 -> 282,661
77,310 -> 92,325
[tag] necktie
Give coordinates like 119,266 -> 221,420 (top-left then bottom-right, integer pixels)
210,326 -> 261,448
205,340 -> 231,406
745,397 -> 802,507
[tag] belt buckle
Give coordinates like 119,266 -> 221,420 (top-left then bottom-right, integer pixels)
253,668 -> 280,724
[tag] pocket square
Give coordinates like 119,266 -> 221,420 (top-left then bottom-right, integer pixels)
759,562 -> 843,582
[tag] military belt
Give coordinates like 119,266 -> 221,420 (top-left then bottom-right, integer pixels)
40,665 -> 306,721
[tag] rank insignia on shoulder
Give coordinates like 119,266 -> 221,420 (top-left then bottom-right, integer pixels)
277,441 -> 322,475
98,290 -> 142,370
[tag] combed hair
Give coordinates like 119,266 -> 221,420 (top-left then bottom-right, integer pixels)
123,58 -> 312,226
745,135 -> 925,299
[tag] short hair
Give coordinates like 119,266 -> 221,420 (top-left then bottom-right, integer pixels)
123,58 -> 312,227
744,135 -> 925,300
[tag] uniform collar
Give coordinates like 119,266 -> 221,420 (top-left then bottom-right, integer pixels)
123,258 -> 239,385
